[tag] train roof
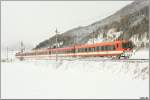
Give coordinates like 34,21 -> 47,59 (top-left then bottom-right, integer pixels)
75,40 -> 128,48
17,40 -> 129,54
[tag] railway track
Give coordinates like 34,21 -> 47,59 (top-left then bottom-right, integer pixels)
48,57 -> 149,62
77,59 -> 149,62
76,59 -> 148,62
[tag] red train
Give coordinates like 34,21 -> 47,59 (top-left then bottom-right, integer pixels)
15,40 -> 133,60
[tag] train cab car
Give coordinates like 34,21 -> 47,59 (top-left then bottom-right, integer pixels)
121,41 -> 133,50
116,40 -> 134,58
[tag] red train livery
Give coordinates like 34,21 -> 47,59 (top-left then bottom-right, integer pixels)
15,40 -> 133,60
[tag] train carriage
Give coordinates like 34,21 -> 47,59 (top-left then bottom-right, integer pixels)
15,40 -> 133,60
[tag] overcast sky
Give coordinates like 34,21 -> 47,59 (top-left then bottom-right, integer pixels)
1,1 -> 133,48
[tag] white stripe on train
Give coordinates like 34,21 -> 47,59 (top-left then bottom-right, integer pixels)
16,50 -> 124,59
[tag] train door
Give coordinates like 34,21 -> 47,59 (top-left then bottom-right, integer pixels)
115,43 -> 120,50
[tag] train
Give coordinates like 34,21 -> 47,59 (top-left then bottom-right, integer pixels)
15,40 -> 134,60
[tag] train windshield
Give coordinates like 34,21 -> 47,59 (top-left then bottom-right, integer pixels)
122,41 -> 133,49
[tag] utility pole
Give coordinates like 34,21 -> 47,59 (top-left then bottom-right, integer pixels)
55,28 -> 58,61
20,41 -> 24,61
49,38 -> 51,56
76,32 -> 78,45
6,47 -> 8,61
92,31 -> 95,44
21,41 -> 24,53
11,49 -> 14,61
74,33 -> 77,44
74,32 -> 78,57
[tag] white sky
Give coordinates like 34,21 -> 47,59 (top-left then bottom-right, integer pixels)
1,1 -> 133,48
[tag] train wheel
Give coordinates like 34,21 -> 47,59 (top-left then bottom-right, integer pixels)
116,55 -> 121,59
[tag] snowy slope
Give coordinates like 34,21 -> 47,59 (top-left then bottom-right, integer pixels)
130,32 -> 149,47
87,30 -> 123,44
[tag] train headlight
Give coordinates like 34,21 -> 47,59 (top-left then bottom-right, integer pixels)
123,50 -> 132,57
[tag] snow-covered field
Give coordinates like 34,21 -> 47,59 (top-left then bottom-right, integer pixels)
1,58 -> 149,99
130,48 -> 149,59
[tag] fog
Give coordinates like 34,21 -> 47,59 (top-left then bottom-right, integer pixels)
1,1 -> 133,49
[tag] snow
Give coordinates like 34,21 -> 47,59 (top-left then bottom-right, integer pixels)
52,41 -> 63,48
1,58 -> 149,99
87,34 -> 103,44
1,41 -> 149,99
107,31 -> 123,41
87,31 -> 123,44
130,32 -> 149,47
130,48 -> 149,59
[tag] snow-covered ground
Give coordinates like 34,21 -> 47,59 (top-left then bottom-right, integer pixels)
1,58 -> 149,99
130,48 -> 149,59
1,46 -> 149,99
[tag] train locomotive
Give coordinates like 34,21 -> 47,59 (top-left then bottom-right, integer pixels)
15,40 -> 133,60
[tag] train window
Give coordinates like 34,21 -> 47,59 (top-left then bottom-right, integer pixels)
72,49 -> 75,53
96,47 -> 98,51
82,49 -> 84,52
78,48 -> 81,52
122,42 -> 133,49
97,47 -> 100,51
49,50 -> 51,54
104,46 -> 106,51
92,47 -> 95,52
75,49 -> 78,53
78,49 -> 81,52
96,46 -> 100,51
79,49 -> 81,52
85,48 -> 88,52
112,45 -> 115,50
98,46 -> 102,51
78,49 -> 80,52
104,45 -> 113,51
122,43 -> 128,48
68,50 -> 70,53
88,48 -> 92,52
81,48 -> 83,52
80,48 -> 82,52
93,47 -> 95,51
107,46 -> 110,50
88,47 -> 93,52
101,46 -> 105,51
81,48 -> 84,52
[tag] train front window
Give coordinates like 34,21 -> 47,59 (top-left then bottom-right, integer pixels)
122,42 -> 133,49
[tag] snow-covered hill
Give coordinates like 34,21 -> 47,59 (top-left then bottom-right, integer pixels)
35,0 -> 149,49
